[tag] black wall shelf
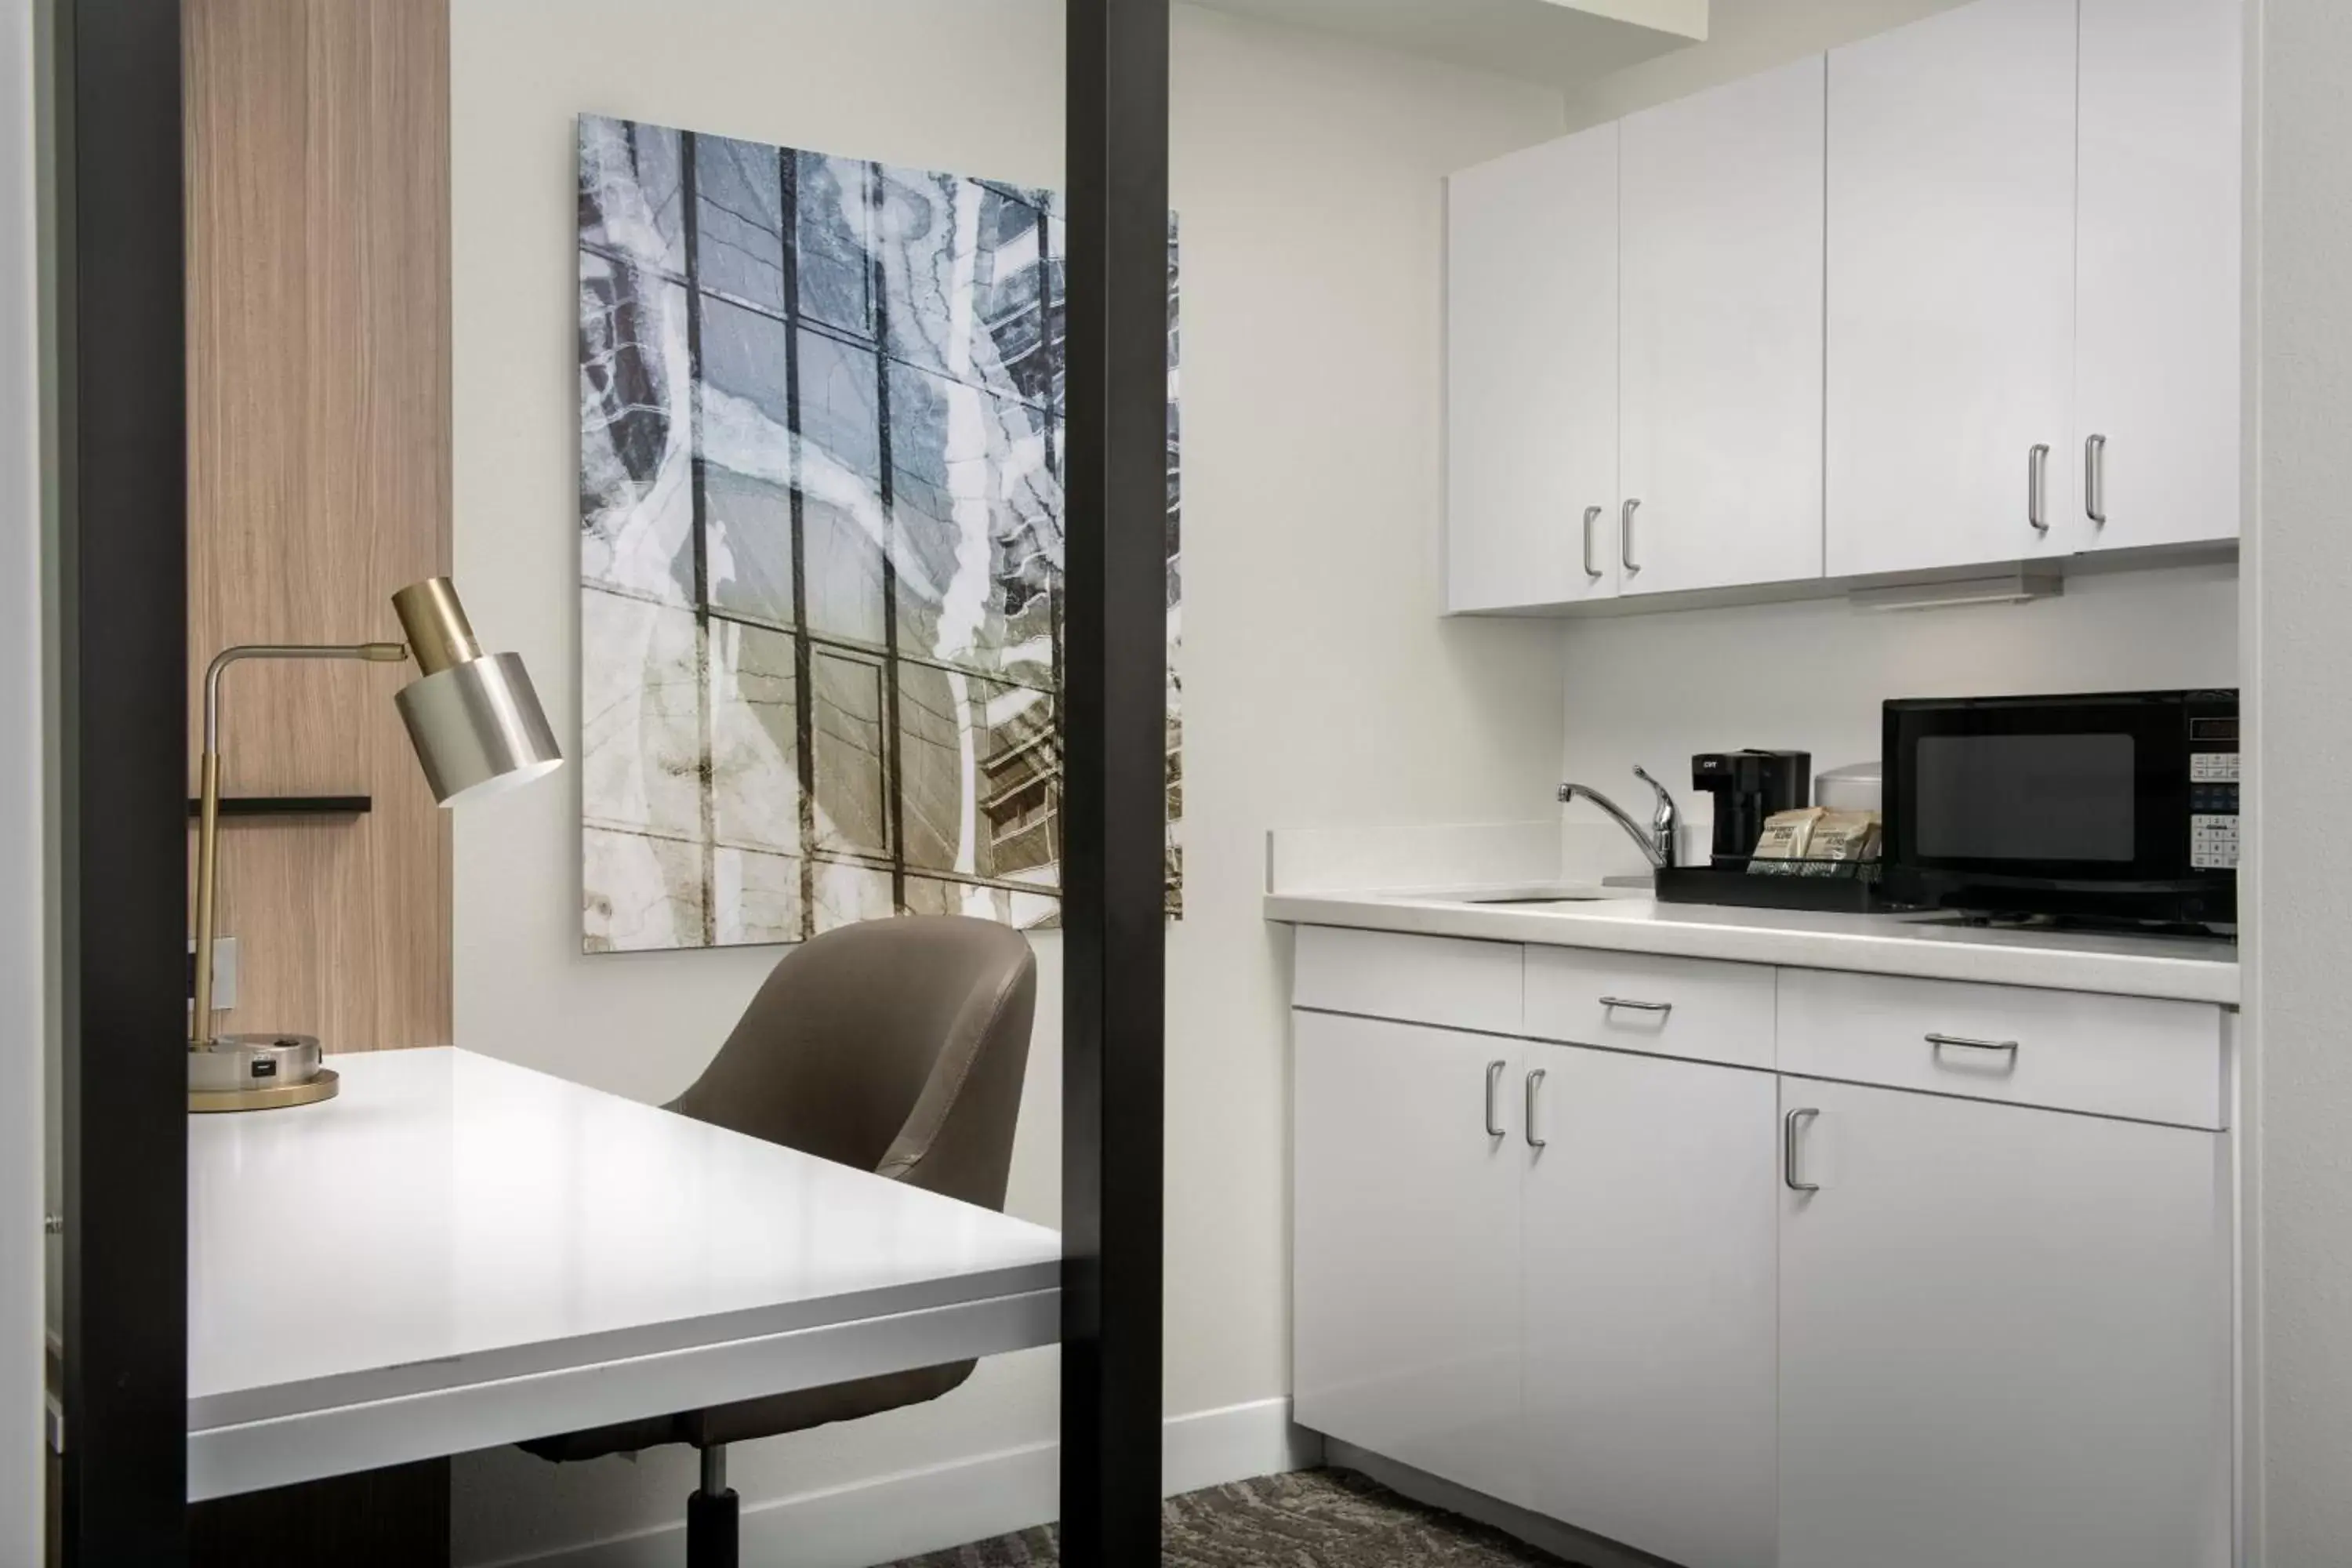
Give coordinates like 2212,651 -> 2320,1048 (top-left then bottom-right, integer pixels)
186,796 -> 372,819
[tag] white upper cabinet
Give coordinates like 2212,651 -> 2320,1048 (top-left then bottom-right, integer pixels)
1445,0 -> 2245,612
1446,125 -> 1619,613
1619,56 -> 1826,597
2074,0 -> 2245,551
1826,0 -> 2081,578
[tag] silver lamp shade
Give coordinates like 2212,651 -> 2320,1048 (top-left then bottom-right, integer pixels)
395,651 -> 562,804
391,577 -> 563,805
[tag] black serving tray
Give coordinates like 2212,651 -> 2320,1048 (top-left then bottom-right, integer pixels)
1654,858 -> 1910,915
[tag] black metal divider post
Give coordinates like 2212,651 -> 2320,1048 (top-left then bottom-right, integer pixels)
56,0 -> 192,1563
1059,0 -> 1171,1562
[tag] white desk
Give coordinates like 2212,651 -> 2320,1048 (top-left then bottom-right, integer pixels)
187,1047 -> 1062,1502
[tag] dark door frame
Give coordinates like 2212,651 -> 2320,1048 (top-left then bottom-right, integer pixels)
51,0 -> 1171,1561
1059,0 -> 1171,1561
53,0 -> 191,1563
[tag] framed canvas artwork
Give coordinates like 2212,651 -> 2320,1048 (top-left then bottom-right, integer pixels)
579,114 -> 1181,952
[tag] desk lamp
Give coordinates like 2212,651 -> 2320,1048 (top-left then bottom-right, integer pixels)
187,577 -> 561,1112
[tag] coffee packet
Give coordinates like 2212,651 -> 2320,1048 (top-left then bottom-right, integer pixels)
1800,810 -> 1882,877
1749,808 -> 1826,875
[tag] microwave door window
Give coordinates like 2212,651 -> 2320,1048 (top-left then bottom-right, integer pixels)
1913,733 -> 2138,863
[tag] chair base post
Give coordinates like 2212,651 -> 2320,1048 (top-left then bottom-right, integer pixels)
686,1485 -> 738,1568
688,1444 -> 738,1568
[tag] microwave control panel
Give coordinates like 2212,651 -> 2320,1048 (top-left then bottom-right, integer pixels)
2188,713 -> 2240,871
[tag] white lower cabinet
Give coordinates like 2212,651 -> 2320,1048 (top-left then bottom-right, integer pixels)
1292,1011 -> 1526,1505
1776,1076 -> 2233,1568
1292,936 -> 2234,1568
1522,1044 -> 1778,1568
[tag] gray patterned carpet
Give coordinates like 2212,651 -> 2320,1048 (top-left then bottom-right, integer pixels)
875,1468 -> 1578,1566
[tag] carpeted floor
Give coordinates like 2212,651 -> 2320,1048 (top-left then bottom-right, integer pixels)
874,1468 -> 1579,1566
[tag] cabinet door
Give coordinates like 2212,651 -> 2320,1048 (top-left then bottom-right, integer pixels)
1522,1044 -> 1777,1568
1620,56 -> 1824,597
1293,1011 -> 1525,1505
1825,0 -> 2078,577
1446,125 -> 1617,612
1777,1080 -> 2233,1568
2075,0 -> 2245,551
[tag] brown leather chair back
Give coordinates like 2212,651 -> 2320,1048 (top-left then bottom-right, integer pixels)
670,914 -> 1036,1210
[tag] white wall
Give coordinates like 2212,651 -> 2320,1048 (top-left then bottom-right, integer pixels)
0,0 -> 42,1559
1562,0 -> 1974,127
448,4 -> 1565,1561
1558,566 -> 2241,867
2249,0 -> 2352,1557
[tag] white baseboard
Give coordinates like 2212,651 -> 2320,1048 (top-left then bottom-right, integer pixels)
477,1398 -> 1322,1568
1160,1396 -> 1323,1497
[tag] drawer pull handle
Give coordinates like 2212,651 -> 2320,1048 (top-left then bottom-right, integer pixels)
1599,996 -> 1672,1016
1926,1032 -> 2020,1064
1784,1107 -> 1820,1193
1525,1069 -> 1548,1150
1485,1059 -> 1506,1138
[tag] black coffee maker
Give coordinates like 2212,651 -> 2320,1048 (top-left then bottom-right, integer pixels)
1692,750 -> 1811,868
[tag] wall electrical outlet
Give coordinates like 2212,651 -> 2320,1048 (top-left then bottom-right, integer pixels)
187,935 -> 238,1018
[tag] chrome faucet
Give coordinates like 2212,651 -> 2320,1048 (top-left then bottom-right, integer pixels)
1559,766 -> 1680,871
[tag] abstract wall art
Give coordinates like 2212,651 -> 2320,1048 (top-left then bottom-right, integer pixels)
578,115 -> 1181,953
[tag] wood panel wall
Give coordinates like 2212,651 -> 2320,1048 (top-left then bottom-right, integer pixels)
184,0 -> 452,1051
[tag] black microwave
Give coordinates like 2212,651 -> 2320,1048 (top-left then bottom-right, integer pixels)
1882,690 -> 2239,929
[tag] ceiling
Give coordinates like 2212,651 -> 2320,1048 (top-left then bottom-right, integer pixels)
1191,0 -> 1711,90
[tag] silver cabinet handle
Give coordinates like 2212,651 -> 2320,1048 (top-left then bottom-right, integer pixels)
1784,1107 -> 1820,1193
2085,433 -> 2107,525
2027,443 -> 2051,532
1581,506 -> 1603,579
1524,1069 -> 1547,1149
1926,1032 -> 2020,1062
1620,498 -> 1642,572
1485,1059 -> 1506,1138
1599,996 -> 1671,1016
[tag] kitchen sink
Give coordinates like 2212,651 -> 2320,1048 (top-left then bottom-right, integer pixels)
1377,882 -> 1650,908
1456,881 -> 1651,905
1464,894 -> 1617,905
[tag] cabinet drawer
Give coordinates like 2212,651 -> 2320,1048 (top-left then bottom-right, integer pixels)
1293,926 -> 1521,1035
1778,969 -> 2227,1129
1523,946 -> 1774,1070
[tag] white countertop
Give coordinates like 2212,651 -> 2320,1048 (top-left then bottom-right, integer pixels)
187,1047 -> 1062,1501
1265,887 -> 2239,1005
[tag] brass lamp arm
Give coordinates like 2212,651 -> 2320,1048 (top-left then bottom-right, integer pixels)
190,641 -> 408,1047
201,642 -> 409,751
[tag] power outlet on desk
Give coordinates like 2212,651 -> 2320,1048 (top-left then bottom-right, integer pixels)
187,935 -> 238,1018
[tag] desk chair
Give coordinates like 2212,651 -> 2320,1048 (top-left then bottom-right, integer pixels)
522,914 -> 1038,1568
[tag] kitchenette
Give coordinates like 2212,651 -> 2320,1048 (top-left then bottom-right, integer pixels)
1267,0 -> 2249,1565
1272,836 -> 2236,1568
